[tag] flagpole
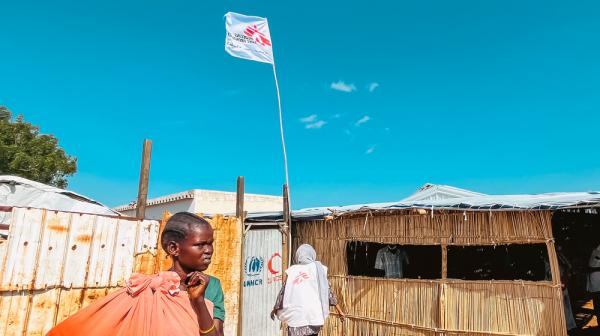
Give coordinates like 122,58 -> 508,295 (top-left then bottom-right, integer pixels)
271,62 -> 290,202
271,61 -> 293,267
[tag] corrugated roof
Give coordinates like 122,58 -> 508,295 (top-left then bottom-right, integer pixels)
246,187 -> 600,222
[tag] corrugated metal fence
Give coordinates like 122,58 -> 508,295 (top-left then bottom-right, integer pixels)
0,207 -> 159,336
242,228 -> 282,336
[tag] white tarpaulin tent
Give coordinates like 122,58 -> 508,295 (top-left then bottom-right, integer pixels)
0,175 -> 119,236
246,184 -> 600,222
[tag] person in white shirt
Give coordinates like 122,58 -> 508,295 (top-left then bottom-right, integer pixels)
271,244 -> 345,336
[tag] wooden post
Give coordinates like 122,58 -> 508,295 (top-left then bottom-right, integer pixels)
546,237 -> 568,331
280,184 -> 290,336
441,243 -> 448,279
440,239 -> 448,330
236,176 -> 244,336
135,139 -> 152,219
236,176 -> 245,220
281,184 -> 291,270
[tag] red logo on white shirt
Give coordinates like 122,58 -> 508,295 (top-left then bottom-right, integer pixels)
292,272 -> 310,285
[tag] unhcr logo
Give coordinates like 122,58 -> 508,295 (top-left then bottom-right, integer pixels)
245,256 -> 264,276
244,256 -> 265,288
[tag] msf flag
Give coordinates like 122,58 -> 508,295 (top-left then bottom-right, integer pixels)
225,12 -> 274,64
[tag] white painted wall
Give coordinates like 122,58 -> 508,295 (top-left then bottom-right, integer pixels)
193,190 -> 282,215
116,190 -> 282,220
119,198 -> 195,220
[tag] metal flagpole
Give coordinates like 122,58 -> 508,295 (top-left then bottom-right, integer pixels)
271,61 -> 293,267
271,62 -> 290,203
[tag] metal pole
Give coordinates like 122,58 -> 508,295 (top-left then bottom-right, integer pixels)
272,62 -> 291,209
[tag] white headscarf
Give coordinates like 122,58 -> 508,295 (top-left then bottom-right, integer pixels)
295,244 -> 330,319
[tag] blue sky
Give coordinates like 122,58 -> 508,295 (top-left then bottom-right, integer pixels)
1,1 -> 599,209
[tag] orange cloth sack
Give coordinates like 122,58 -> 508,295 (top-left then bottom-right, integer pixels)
47,272 -> 214,336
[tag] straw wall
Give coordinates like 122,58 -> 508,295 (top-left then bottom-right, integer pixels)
293,210 -> 566,335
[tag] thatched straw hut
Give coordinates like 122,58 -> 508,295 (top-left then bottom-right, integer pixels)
248,190 -> 600,335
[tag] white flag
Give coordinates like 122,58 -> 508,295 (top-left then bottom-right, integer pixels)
225,12 -> 274,64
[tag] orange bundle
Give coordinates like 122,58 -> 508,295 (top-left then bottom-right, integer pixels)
47,272 -> 213,336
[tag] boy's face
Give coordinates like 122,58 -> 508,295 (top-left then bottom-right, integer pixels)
176,225 -> 214,272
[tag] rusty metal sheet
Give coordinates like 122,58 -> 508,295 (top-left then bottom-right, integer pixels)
86,215 -> 119,288
206,215 -> 243,336
25,289 -> 61,335
0,208 -> 161,335
62,213 -> 96,288
0,208 -> 44,291
0,290 -> 31,335
109,218 -> 138,287
54,288 -> 85,324
34,211 -> 71,289
133,218 -> 159,274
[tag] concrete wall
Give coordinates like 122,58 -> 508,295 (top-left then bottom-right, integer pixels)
193,190 -> 282,215
116,190 -> 282,220
118,198 -> 195,220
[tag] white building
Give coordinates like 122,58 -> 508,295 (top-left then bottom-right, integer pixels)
114,189 -> 283,220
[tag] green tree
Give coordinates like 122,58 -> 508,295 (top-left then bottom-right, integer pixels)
0,106 -> 77,188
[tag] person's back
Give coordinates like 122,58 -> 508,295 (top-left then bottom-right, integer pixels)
279,263 -> 328,327
271,244 -> 345,336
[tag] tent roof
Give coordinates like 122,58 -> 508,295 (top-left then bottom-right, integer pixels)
246,185 -> 600,222
0,175 -> 119,216
400,183 -> 485,202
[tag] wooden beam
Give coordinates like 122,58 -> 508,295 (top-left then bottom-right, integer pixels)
135,139 -> 152,219
282,184 -> 291,270
235,176 -> 244,336
236,176 -> 245,220
440,239 -> 448,330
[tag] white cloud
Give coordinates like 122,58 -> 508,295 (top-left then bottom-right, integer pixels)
330,81 -> 357,93
306,120 -> 327,129
365,146 -> 376,154
368,82 -> 380,92
355,115 -> 371,126
300,114 -> 317,123
300,114 -> 327,129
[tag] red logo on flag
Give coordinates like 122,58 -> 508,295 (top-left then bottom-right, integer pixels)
244,25 -> 272,47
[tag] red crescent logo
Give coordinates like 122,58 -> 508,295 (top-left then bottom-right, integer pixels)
267,252 -> 281,275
